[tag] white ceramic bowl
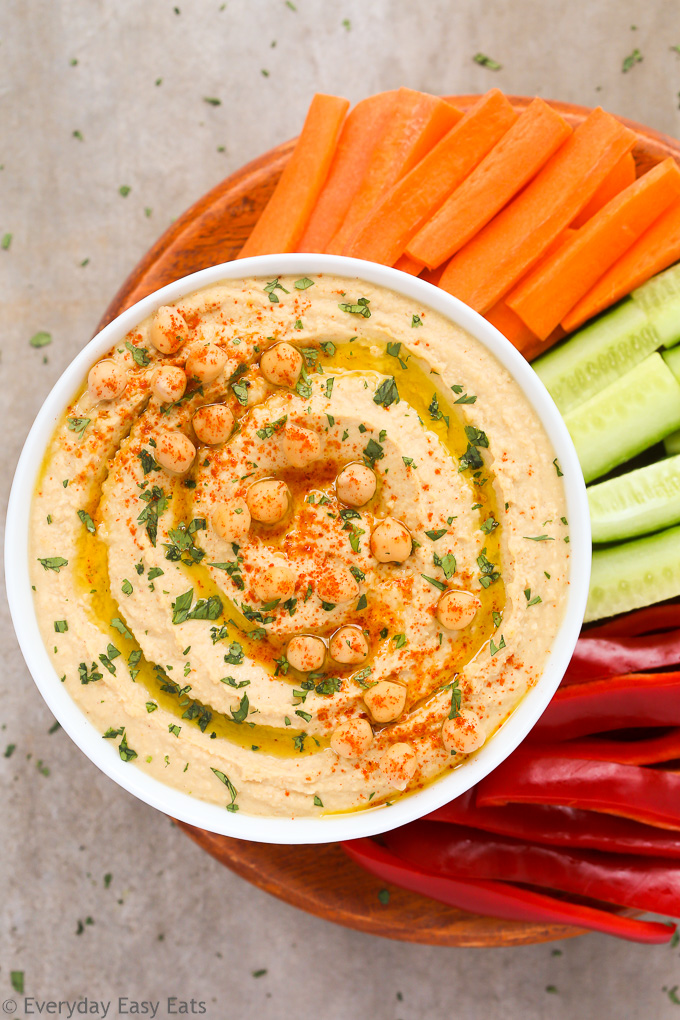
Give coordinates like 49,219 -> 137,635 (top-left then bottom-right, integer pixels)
5,254 -> 591,844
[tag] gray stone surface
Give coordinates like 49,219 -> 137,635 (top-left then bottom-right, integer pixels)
3,1 -> 680,1017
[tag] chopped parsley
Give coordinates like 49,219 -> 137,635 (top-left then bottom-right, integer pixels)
428,393 -> 449,428
386,341 -> 408,369
294,277 -> 314,290
473,52 -> 502,70
373,376 -> 400,408
442,677 -> 462,719
38,556 -> 68,572
553,458 -> 563,477
211,768 -> 239,811
426,528 -> 447,541
67,416 -> 91,433
338,296 -> 371,317
77,509 -> 96,534
138,448 -> 160,474
125,341 -> 150,367
230,693 -> 249,724
363,438 -> 384,467
490,635 -> 506,656
433,551 -> 456,579
477,547 -> 500,587
411,314 -> 423,327
137,484 -> 170,547
421,574 -> 447,591
524,535 -> 555,542
263,278 -> 289,303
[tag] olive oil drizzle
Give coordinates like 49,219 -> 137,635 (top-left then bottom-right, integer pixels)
69,335 -> 505,763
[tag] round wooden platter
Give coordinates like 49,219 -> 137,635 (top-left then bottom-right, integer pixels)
97,98 -> 680,947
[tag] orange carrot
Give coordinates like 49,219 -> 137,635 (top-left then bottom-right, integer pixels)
394,254 -> 424,276
571,152 -> 637,228
326,89 -> 462,254
562,198 -> 680,332
485,301 -> 540,352
343,90 -> 518,267
437,108 -> 637,313
506,158 -> 680,338
405,98 -> 571,270
297,91 -> 398,253
238,93 -> 349,258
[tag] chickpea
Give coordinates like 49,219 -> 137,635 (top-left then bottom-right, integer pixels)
370,517 -> 412,564
211,499 -> 251,543
378,742 -> 417,791
329,626 -> 368,665
363,681 -> 407,724
330,718 -> 374,759
441,710 -> 484,754
260,342 -> 303,387
185,343 -> 228,384
316,566 -> 359,605
149,305 -> 190,355
87,360 -> 127,401
436,590 -> 481,630
336,462 -> 377,507
151,365 -> 186,404
155,431 -> 196,475
287,635 -> 326,673
282,424 -> 322,468
246,479 -> 291,524
193,404 -> 234,445
252,563 -> 296,603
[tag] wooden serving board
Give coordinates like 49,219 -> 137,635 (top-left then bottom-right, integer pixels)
97,98 -> 680,947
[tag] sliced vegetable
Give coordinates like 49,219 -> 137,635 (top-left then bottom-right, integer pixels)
533,300 -> 662,415
437,107 -> 637,313
567,628 -> 680,681
485,299 -> 541,352
342,836 -> 674,943
586,603 -> 680,638
297,91 -> 397,253
506,158 -> 680,339
428,790 -> 680,858
530,730 -> 680,766
343,89 -> 518,266
588,454 -> 680,543
405,97 -> 571,270
327,89 -> 462,254
238,93 -> 349,258
587,523 -> 680,622
476,750 -> 680,830
562,199 -> 680,332
531,673 -> 680,740
394,254 -> 424,276
385,820 -> 680,916
563,352 -> 680,483
571,151 -> 637,228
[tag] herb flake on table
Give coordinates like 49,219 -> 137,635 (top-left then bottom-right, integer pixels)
473,53 -> 502,70
30,331 -> 52,348
622,48 -> 643,72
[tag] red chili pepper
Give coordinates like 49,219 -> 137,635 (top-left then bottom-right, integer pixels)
530,729 -> 680,765
427,790 -> 680,857
564,632 -> 680,684
531,673 -> 680,741
476,749 -> 680,830
385,820 -> 680,916
341,836 -> 675,944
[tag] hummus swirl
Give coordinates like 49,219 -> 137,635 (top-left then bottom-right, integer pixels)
30,274 -> 570,817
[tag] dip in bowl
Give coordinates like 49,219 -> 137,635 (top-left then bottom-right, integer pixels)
6,255 -> 590,843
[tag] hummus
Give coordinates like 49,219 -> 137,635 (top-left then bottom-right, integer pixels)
30,274 -> 570,817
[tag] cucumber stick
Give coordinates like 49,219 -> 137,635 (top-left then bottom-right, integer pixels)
588,454 -> 680,543
533,263 -> 680,416
665,431 -> 680,456
586,524 -> 680,622
564,353 -> 680,483
533,301 -> 658,414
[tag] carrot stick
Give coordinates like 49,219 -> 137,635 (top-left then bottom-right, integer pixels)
326,89 -> 462,255
296,91 -> 398,253
437,108 -> 637,313
406,98 -> 572,270
342,90 -> 518,267
394,254 -> 424,276
507,158 -> 680,338
562,198 -> 680,332
485,301 -> 540,352
238,93 -> 349,258
572,152 -> 637,228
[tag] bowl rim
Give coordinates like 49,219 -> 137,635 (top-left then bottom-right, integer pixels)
5,252 -> 591,844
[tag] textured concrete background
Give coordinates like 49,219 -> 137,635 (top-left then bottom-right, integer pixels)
3,1 -> 680,1017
